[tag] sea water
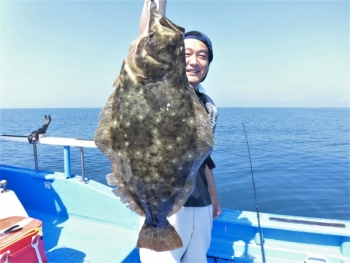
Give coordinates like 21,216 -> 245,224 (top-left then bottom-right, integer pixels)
0,107 -> 349,220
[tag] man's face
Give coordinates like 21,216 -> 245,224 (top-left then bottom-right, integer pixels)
184,38 -> 210,89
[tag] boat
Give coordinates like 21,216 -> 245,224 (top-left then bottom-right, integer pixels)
0,134 -> 349,263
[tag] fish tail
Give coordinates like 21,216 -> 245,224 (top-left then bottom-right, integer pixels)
137,222 -> 183,252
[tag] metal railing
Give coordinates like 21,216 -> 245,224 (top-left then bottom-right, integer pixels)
0,135 -> 97,182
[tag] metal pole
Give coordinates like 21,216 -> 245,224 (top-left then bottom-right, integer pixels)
79,147 -> 86,182
33,143 -> 39,170
63,146 -> 71,178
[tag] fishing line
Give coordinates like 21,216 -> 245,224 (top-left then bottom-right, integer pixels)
241,119 -> 266,263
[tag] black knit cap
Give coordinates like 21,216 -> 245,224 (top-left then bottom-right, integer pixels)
183,31 -> 213,63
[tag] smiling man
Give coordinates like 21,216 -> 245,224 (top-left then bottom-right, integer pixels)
183,31 -> 213,90
138,1 -> 220,262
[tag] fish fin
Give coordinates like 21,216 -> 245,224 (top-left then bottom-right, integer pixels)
167,86 -> 214,217
95,85 -> 145,217
94,90 -> 122,182
105,170 -> 146,217
112,186 -> 145,217
189,83 -> 215,148
94,89 -> 115,154
126,39 -> 145,81
137,221 -> 183,252
106,173 -> 118,186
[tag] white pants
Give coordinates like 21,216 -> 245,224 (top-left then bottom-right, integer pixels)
139,205 -> 213,263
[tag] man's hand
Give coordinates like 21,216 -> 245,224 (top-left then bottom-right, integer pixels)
211,196 -> 222,219
205,164 -> 221,219
139,0 -> 167,35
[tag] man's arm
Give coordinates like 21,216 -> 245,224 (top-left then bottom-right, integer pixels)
205,164 -> 221,219
139,0 -> 167,35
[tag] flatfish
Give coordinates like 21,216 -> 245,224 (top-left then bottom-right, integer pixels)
94,3 -> 214,252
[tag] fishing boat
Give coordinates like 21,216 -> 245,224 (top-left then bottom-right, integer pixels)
0,134 -> 349,263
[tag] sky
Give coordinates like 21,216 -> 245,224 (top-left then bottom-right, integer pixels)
0,0 -> 349,108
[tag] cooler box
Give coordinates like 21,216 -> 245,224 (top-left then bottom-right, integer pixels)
0,216 -> 47,263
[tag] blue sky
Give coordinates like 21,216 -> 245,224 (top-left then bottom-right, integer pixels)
0,0 -> 349,108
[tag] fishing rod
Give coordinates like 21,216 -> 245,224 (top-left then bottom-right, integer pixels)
241,119 -> 266,263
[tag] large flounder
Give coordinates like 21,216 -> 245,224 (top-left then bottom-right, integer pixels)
94,4 -> 214,252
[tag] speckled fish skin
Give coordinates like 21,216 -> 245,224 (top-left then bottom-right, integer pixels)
94,5 -> 214,252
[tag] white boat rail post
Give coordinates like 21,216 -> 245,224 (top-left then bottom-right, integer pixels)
79,147 -> 86,183
38,137 -> 96,181
63,146 -> 72,178
32,143 -> 39,170
0,135 -> 40,169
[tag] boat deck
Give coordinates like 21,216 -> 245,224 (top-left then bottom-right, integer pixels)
27,209 -> 141,263
1,165 -> 349,263
27,209 -> 227,263
0,163 -> 229,263
26,201 -> 350,263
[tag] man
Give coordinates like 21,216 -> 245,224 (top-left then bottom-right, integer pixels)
139,1 -> 221,262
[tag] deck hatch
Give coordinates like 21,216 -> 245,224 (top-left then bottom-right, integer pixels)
269,217 -> 346,228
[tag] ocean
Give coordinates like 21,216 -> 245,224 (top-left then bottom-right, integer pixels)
0,107 -> 349,221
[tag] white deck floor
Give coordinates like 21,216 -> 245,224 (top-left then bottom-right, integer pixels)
27,209 -> 231,263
